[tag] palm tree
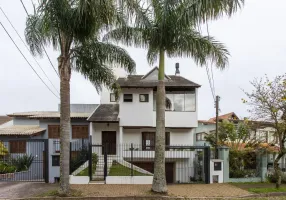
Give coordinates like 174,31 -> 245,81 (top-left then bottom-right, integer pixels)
103,0 -> 244,193
25,0 -> 135,195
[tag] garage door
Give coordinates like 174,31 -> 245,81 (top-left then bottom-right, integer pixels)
132,162 -> 174,183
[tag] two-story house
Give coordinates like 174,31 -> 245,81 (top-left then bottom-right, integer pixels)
87,66 -> 200,183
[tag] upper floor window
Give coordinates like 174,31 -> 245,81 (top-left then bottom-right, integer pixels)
124,94 -> 133,102
110,93 -> 116,102
196,132 -> 207,141
139,94 -> 149,102
153,90 -> 196,111
72,125 -> 89,139
48,125 -> 60,138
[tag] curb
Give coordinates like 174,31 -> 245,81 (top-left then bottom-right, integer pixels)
11,192 -> 286,200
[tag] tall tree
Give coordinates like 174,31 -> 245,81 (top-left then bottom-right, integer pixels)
25,0 -> 135,195
104,0 -> 244,193
244,74 -> 286,188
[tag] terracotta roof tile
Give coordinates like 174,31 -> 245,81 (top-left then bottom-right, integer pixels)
0,125 -> 45,136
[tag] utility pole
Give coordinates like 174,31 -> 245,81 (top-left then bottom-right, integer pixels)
215,95 -> 220,159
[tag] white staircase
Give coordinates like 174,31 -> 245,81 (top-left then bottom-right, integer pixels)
93,156 -> 114,179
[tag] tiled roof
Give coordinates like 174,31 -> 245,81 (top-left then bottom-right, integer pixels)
208,112 -> 239,122
117,75 -> 200,88
88,104 -> 119,122
8,112 -> 90,119
0,125 -> 46,136
0,116 -> 12,125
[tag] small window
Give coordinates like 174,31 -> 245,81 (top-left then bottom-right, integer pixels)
124,94 -> 133,102
139,94 -> 149,102
196,133 -> 206,141
52,155 -> 60,166
214,162 -> 222,171
110,93 -> 116,102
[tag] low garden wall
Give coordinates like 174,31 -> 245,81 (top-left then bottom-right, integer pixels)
106,176 -> 153,184
229,177 -> 262,183
69,175 -> 89,184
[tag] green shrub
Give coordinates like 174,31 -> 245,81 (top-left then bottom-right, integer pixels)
11,154 -> 34,172
267,172 -> 286,184
229,150 -> 258,178
0,162 -> 16,174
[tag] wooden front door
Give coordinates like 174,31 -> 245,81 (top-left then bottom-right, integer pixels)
102,131 -> 117,155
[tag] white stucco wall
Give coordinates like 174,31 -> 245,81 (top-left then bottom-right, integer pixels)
13,118 -> 39,125
123,129 -> 142,145
119,88 -> 154,127
100,68 -> 128,104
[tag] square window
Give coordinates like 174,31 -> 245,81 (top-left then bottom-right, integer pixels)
214,162 -> 222,171
110,93 -> 116,102
124,94 -> 133,102
139,94 -> 149,102
52,155 -> 60,166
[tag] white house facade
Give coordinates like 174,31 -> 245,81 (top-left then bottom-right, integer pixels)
87,66 -> 201,183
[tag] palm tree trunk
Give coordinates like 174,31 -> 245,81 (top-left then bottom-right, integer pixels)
58,36 -> 71,195
152,49 -> 167,193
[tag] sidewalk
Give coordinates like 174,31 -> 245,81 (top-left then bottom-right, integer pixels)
72,184 -> 250,198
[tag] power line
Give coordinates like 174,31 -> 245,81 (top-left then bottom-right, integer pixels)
0,6 -> 60,95
206,65 -> 215,101
205,22 -> 216,101
20,0 -> 29,15
20,0 -> 60,78
0,21 -> 60,99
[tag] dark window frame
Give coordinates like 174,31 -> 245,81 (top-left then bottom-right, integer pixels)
110,93 -> 116,102
123,94 -> 133,102
142,132 -> 170,150
52,155 -> 60,166
196,132 -> 206,141
139,94 -> 149,102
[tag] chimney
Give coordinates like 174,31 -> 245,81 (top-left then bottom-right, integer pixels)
175,63 -> 180,76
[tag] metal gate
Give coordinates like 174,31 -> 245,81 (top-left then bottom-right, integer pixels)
87,143 -> 210,184
0,139 -> 48,182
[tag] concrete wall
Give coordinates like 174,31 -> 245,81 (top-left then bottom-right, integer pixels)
13,118 -> 39,125
119,88 -> 154,127
119,87 -> 198,128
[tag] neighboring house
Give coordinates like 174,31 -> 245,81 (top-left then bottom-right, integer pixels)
87,66 -> 200,183
0,104 -> 97,183
195,112 -> 280,166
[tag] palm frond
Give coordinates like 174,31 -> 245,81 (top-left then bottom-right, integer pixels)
118,0 -> 153,28
167,28 -> 229,69
176,0 -> 244,27
25,14 -> 59,56
103,27 -> 149,49
147,47 -> 159,65
71,40 -> 136,90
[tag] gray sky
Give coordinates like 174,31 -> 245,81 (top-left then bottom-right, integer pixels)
0,0 -> 286,120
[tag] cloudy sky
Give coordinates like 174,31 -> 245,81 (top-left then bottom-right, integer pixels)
0,0 -> 285,120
